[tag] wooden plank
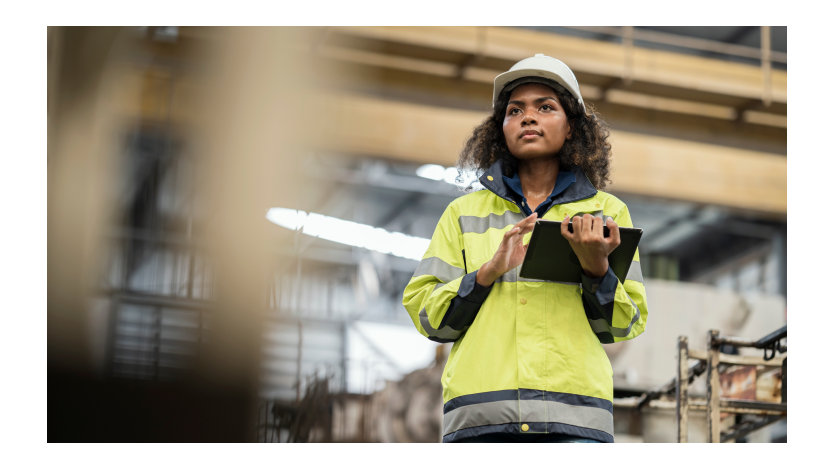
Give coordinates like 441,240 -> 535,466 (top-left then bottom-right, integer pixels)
319,92 -> 786,216
607,131 -> 786,215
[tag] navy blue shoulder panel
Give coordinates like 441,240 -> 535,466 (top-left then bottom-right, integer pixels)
479,161 -> 597,206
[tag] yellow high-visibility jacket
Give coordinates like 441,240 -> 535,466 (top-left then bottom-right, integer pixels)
402,161 -> 648,442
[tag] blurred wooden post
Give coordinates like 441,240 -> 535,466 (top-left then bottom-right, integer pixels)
761,26 -> 772,107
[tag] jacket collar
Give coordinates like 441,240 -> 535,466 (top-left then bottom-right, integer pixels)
479,159 -> 598,206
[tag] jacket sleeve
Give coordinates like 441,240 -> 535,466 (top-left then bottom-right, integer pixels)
402,203 -> 492,343
579,203 -> 649,344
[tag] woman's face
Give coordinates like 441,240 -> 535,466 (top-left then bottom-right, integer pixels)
502,83 -> 572,161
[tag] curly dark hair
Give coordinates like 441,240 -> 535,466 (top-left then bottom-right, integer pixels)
458,80 -> 612,189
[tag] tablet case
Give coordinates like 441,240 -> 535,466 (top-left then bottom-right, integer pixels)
519,220 -> 643,283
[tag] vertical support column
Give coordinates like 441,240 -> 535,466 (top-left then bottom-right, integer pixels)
761,26 -> 772,107
706,329 -> 721,443
622,26 -> 634,86
676,335 -> 689,443
296,318 -> 304,403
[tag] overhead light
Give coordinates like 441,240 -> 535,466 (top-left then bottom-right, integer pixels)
416,164 -> 445,181
266,208 -> 430,261
416,164 -> 482,189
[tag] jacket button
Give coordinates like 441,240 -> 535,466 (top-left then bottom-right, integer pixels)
521,424 -> 530,432
520,298 -> 527,305
487,175 -> 494,181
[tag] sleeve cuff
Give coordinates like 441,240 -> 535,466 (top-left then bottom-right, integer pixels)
458,270 -> 493,303
581,266 -> 618,304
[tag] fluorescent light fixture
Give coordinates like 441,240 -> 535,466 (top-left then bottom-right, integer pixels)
416,164 -> 482,189
416,164 -> 445,181
266,208 -> 429,261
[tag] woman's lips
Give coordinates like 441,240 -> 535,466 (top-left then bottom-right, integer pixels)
521,131 -> 541,140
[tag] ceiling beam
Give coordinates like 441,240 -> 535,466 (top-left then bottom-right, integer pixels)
318,92 -> 786,217
327,26 -> 786,111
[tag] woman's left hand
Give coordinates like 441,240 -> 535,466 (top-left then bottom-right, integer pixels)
560,214 -> 621,278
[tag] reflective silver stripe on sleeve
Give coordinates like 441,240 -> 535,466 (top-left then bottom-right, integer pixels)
432,281 -> 449,293
443,399 -> 613,437
587,297 -> 642,338
419,308 -> 462,340
625,260 -> 644,284
413,256 -> 465,283
459,210 -> 523,234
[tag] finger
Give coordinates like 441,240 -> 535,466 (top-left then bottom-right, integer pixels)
582,214 -> 595,235
561,216 -> 572,238
521,212 -> 538,228
606,217 -> 621,246
571,215 -> 583,234
513,212 -> 536,232
592,216 -> 604,237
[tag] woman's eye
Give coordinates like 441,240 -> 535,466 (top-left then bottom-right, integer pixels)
540,104 -> 553,111
508,108 -> 521,115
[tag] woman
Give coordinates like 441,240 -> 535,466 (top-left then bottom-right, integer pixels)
402,54 -> 648,443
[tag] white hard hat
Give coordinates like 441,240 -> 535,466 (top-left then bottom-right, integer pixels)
492,53 -> 585,112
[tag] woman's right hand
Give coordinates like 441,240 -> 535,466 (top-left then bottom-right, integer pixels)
476,212 -> 538,287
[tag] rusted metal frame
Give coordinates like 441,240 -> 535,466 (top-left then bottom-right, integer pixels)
676,335 -> 689,442
685,400 -> 786,416
706,329 -> 721,443
688,349 -> 786,368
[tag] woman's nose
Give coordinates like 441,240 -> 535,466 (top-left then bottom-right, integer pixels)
521,113 -> 536,125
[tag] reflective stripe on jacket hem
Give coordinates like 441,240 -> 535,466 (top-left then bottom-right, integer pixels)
442,388 -> 614,441
442,422 -> 614,443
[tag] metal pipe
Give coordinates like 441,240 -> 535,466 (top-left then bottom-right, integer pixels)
710,325 -> 786,350
721,413 -> 784,443
706,329 -> 721,443
676,335 -> 689,443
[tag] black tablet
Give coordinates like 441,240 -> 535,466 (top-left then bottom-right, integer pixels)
519,220 -> 643,283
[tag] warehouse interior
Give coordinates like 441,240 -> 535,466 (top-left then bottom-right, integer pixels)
47,26 -> 787,445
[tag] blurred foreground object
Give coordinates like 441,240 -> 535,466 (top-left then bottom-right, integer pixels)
47,27 -> 316,442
